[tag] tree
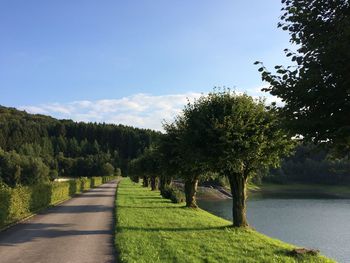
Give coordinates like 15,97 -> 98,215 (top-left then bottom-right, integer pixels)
129,147 -> 160,190
256,0 -> 350,156
157,134 -> 175,193
162,117 -> 208,208
0,149 -> 22,187
181,90 -> 294,226
21,157 -> 50,185
101,163 -> 115,176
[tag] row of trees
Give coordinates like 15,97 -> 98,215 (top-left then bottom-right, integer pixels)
130,0 -> 350,227
0,106 -> 159,187
130,90 -> 294,227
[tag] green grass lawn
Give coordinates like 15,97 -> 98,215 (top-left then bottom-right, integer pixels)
115,178 -> 334,263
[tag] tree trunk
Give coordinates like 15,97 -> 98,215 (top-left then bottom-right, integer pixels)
159,176 -> 172,192
142,176 -> 149,187
150,176 -> 157,191
184,178 -> 199,208
228,174 -> 248,227
159,176 -> 165,191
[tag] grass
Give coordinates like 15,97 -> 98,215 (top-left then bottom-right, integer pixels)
115,178 -> 334,263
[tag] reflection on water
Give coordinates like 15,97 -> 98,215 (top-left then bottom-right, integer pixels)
198,198 -> 350,263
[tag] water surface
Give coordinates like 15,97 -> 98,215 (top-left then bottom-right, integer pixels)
198,198 -> 350,263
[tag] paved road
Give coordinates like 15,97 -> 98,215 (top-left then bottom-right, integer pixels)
0,180 -> 118,263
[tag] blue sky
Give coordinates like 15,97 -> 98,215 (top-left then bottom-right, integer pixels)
0,0 -> 291,130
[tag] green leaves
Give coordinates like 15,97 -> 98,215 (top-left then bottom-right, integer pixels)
163,89 -> 293,180
256,0 -> 350,156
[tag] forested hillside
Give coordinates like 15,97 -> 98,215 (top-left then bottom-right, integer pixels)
266,144 -> 350,185
0,106 -> 160,187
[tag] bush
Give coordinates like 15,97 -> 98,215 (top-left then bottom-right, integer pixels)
170,188 -> 185,203
101,163 -> 115,177
130,174 -> 139,183
30,184 -> 52,211
160,184 -> 172,199
50,182 -> 70,204
68,179 -> 81,195
115,168 -> 122,176
91,177 -> 103,187
0,186 -> 10,225
161,185 -> 185,203
0,176 -> 117,229
7,186 -> 31,222
80,178 -> 91,191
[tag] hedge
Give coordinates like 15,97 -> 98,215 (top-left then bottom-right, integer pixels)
0,176 -> 117,229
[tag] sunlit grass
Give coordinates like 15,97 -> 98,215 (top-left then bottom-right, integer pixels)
115,178 -> 334,263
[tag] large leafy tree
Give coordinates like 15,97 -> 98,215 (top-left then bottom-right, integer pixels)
182,90 -> 294,227
256,0 -> 350,156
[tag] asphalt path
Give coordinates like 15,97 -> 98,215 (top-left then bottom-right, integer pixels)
0,180 -> 119,263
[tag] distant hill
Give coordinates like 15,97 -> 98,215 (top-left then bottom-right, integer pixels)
0,105 -> 160,186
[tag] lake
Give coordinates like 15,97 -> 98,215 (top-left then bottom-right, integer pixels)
198,198 -> 350,263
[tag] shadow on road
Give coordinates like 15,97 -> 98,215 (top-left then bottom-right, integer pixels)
78,194 -> 116,198
0,223 -> 110,246
45,204 -> 112,214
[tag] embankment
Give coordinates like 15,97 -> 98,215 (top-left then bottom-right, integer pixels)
115,178 -> 334,263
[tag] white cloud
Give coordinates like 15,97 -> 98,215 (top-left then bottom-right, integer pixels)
244,85 -> 283,106
19,90 -> 281,131
19,93 -> 202,131
20,106 -> 49,115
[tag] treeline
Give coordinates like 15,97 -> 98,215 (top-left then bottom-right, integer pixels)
0,106 -> 160,187
265,144 -> 350,185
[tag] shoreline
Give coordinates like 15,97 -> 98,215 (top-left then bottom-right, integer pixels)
196,183 -> 350,201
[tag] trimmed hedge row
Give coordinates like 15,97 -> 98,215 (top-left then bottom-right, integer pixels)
0,176 -> 117,229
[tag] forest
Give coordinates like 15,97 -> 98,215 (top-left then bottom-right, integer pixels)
0,105 -> 160,187
1,103 -> 349,189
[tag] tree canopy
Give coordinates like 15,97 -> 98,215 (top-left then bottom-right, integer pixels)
256,0 -> 350,156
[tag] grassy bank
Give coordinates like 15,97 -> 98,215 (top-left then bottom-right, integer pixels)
115,178 -> 334,263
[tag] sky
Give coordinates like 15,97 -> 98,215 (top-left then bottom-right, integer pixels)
0,0 -> 291,130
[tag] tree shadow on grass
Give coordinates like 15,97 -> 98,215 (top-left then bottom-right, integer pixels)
135,196 -> 163,199
117,193 -> 156,197
117,225 -> 231,232
117,205 -> 178,209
